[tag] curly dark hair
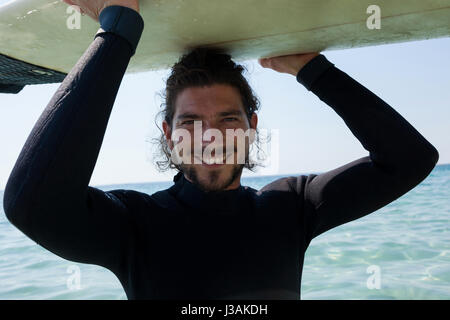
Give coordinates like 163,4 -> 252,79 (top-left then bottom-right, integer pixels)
153,47 -> 266,172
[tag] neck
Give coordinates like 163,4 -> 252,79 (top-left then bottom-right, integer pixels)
222,175 -> 242,190
183,170 -> 243,192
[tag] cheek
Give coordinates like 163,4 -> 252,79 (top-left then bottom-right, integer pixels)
224,125 -> 253,144
171,126 -> 195,144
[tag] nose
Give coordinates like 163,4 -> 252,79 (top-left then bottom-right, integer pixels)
200,120 -> 224,146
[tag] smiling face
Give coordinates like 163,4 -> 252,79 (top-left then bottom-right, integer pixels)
162,84 -> 258,192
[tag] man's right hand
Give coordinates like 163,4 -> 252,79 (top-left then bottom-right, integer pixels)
62,0 -> 140,22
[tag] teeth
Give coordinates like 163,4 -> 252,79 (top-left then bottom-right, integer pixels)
204,156 -> 225,164
194,153 -> 234,165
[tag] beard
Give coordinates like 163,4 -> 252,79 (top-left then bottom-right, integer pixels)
180,163 -> 244,193
176,139 -> 251,192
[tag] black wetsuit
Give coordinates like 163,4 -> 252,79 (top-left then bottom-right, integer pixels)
2,8 -> 439,300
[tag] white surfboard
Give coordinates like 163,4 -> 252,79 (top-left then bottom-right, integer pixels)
1,0 -> 450,92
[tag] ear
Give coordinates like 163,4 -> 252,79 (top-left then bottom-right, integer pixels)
250,112 -> 258,130
248,113 -> 258,144
162,120 -> 173,150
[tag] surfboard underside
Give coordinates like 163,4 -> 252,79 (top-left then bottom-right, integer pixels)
1,0 -> 450,93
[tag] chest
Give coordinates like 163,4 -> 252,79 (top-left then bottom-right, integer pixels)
124,195 -> 303,298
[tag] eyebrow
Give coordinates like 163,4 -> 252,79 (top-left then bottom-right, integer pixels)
218,110 -> 244,117
176,109 -> 244,121
176,113 -> 202,121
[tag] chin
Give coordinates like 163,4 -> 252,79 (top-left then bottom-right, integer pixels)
182,164 -> 243,192
197,168 -> 234,192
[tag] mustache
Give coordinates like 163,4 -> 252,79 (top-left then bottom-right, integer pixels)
202,146 -> 238,152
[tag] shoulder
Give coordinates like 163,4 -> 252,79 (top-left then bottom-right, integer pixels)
95,188 -> 163,212
258,174 -> 317,195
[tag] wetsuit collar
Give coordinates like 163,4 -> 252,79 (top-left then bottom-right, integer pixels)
169,172 -> 249,215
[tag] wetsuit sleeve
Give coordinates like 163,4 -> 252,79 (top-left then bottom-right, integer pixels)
2,8 -> 144,271
294,54 -> 439,246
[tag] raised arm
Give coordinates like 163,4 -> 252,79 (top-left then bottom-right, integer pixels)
2,4 -> 144,271
260,53 -> 439,247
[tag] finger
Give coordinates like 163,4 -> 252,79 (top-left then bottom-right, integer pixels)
258,58 -> 270,68
67,0 -> 82,8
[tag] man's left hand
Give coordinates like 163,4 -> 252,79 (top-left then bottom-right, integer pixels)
258,52 -> 320,76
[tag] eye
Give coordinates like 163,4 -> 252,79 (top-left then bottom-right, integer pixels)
223,117 -> 238,122
181,120 -> 195,125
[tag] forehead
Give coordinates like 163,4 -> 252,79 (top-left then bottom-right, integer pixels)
174,84 -> 245,117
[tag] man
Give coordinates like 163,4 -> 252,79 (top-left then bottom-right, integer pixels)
3,0 -> 439,299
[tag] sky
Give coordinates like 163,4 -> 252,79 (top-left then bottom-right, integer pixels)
0,3 -> 449,190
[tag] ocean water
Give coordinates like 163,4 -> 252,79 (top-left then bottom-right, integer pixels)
0,165 -> 449,300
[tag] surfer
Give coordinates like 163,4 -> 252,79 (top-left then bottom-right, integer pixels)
3,0 -> 439,299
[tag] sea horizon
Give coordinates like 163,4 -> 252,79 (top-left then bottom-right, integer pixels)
72,162 -> 450,192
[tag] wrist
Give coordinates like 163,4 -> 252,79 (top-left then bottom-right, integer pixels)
290,53 -> 320,76
95,5 -> 144,56
101,0 -> 139,15
296,54 -> 335,90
